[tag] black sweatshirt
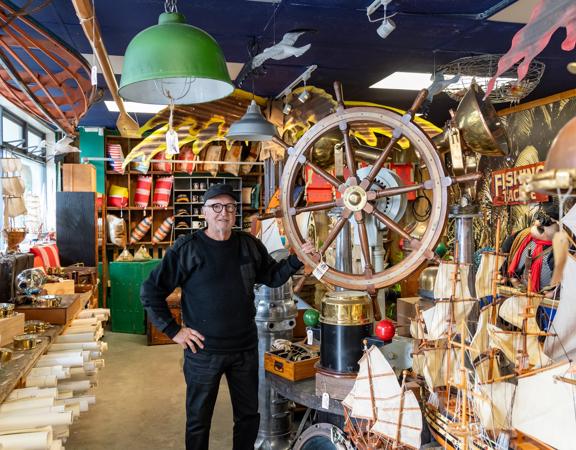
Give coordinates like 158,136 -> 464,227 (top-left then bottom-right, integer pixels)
140,230 -> 303,352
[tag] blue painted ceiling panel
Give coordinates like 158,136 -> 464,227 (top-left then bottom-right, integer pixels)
7,0 -> 575,129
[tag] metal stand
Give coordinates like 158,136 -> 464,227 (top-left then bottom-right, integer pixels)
449,203 -> 480,297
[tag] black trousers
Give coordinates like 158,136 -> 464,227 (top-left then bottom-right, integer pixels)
183,348 -> 259,450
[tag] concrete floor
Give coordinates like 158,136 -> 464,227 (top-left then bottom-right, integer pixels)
66,332 -> 233,450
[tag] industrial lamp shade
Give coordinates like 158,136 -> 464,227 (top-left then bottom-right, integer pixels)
226,100 -> 277,142
119,12 -> 234,105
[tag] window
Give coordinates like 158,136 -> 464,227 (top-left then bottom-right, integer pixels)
27,128 -> 45,155
2,114 -> 23,146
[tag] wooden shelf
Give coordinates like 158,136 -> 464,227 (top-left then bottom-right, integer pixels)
106,241 -> 172,246
107,206 -> 173,211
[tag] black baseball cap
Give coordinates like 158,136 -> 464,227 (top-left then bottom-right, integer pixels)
203,183 -> 239,203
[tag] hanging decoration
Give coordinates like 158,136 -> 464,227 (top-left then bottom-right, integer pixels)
152,216 -> 175,244
130,217 -> 152,244
0,1 -> 94,135
485,0 -> 576,98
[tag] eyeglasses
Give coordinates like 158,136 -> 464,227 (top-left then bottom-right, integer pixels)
204,203 -> 237,213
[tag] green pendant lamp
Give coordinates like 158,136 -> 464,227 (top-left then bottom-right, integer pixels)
226,100 -> 278,142
119,2 -> 234,105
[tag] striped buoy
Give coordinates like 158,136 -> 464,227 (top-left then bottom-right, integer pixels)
134,176 -> 152,208
152,216 -> 174,244
152,176 -> 174,208
130,216 -> 152,244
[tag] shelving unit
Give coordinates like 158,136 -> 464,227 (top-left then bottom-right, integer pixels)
101,134 -> 265,259
173,174 -> 242,239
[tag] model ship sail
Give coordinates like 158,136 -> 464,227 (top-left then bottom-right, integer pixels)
475,251 -> 505,300
433,261 -> 472,299
544,254 -> 576,361
512,361 -> 576,450
0,153 -> 27,229
342,345 -> 422,449
412,347 -> 460,389
421,299 -> 476,340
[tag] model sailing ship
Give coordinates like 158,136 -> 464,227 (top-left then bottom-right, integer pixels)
410,219 -> 576,450
0,150 -> 27,252
342,343 -> 423,449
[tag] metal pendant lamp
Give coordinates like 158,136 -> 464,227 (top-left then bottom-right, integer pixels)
226,100 -> 277,142
119,1 -> 234,105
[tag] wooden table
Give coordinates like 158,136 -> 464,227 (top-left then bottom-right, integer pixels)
266,372 -> 344,416
0,325 -> 62,404
15,291 -> 92,326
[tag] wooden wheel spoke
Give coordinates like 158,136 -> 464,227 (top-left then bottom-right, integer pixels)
292,200 -> 340,215
360,89 -> 428,191
319,212 -> 350,255
371,182 -> 427,200
305,160 -> 343,190
359,137 -> 399,190
370,206 -> 413,242
333,81 -> 357,178
356,214 -> 373,271
341,128 -> 357,179
272,135 -> 290,151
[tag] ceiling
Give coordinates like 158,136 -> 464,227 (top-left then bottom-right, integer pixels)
10,0 -> 576,130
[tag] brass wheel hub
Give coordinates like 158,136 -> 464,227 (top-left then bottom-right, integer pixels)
342,185 -> 368,212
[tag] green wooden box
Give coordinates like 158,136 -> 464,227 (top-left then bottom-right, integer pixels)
108,259 -> 161,334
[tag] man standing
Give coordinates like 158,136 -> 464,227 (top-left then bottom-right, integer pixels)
141,183 -> 314,450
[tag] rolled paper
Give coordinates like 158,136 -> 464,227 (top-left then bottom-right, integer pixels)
37,352 -> 84,368
0,430 -> 51,450
70,318 -> 99,326
64,324 -> 102,334
89,351 -> 102,359
50,342 -> 101,352
57,390 -> 73,400
55,333 -> 96,343
0,396 -> 54,412
56,397 -> 92,412
25,375 -> 58,388
0,411 -> 73,431
57,380 -> 90,393
0,405 -> 65,417
77,308 -> 110,319
29,367 -> 70,380
152,216 -> 175,244
134,175 -> 152,208
65,403 -> 81,418
129,216 -> 152,244
7,388 -> 57,401
50,438 -> 64,450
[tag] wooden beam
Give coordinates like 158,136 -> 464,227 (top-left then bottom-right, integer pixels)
498,89 -> 576,116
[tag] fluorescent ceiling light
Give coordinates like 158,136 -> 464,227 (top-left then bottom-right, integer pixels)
370,72 -> 432,90
83,54 -> 244,80
104,101 -> 165,114
370,71 -> 517,91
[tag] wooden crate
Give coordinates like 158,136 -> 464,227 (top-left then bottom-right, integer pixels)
43,280 -> 75,295
62,164 -> 96,192
0,313 -> 25,347
264,350 -> 319,381
147,289 -> 182,345
15,294 -> 82,326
